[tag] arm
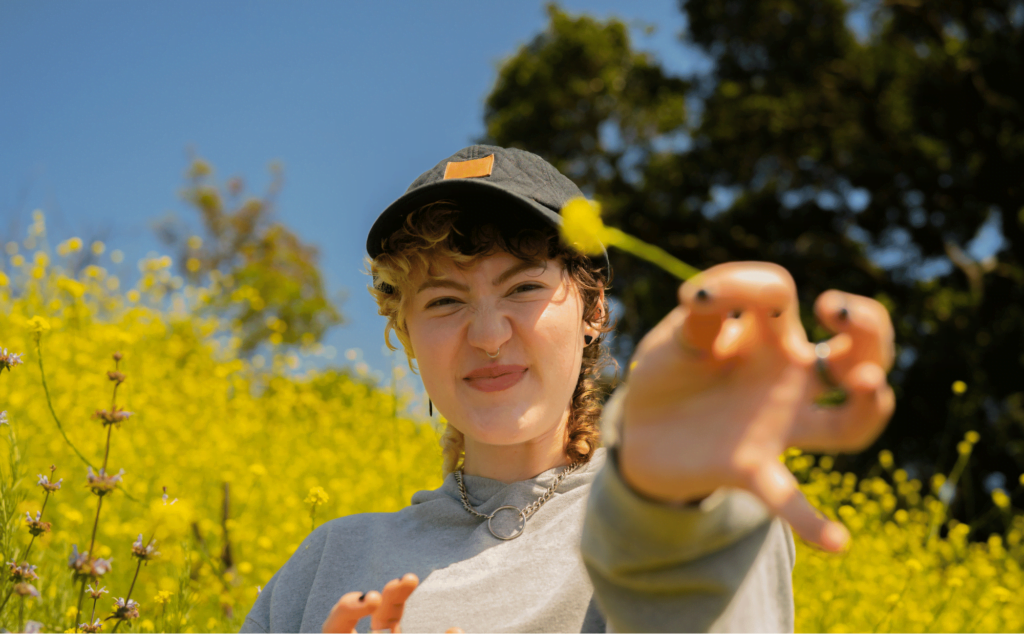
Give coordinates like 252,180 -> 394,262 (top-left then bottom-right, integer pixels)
581,383 -> 797,633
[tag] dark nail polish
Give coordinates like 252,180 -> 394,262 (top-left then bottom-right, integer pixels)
359,592 -> 367,602
838,307 -> 849,321
696,288 -> 710,302
771,309 -> 782,318
729,309 -> 742,319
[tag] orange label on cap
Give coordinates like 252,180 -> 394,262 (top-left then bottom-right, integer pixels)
443,154 -> 494,180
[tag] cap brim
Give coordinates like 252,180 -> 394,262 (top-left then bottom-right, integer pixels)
367,178 -> 610,277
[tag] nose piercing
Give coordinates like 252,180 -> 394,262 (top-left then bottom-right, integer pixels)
486,347 -> 500,359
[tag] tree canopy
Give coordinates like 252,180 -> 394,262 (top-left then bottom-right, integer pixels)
485,1 -> 1024,534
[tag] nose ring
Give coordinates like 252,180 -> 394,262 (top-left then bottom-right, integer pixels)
486,348 -> 500,359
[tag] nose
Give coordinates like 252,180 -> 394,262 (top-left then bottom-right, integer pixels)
466,303 -> 513,356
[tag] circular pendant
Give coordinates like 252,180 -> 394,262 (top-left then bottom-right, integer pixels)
488,505 -> 527,540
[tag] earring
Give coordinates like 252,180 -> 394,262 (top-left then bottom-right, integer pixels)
584,335 -> 593,345
429,399 -> 433,417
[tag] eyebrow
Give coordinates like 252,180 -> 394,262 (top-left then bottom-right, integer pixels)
416,261 -> 545,295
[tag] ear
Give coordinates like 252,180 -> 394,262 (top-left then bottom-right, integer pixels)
583,284 -> 606,342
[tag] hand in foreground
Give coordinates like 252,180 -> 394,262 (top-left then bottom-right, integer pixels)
619,262 -> 896,553
321,573 -> 439,633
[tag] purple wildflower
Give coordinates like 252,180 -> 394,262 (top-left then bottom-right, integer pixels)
92,406 -> 133,427
37,473 -> 63,492
111,597 -> 140,621
130,534 -> 160,562
13,582 -> 40,597
78,618 -> 104,633
0,348 -> 23,373
6,561 -> 39,582
87,466 -> 125,496
0,411 -> 7,426
86,584 -> 109,599
24,510 -> 52,536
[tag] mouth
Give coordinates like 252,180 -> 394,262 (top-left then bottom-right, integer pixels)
464,366 -> 528,393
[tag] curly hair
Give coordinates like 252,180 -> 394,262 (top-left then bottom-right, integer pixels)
364,200 -> 617,476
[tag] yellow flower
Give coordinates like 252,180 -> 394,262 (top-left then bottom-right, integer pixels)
0,271 -> 8,287
153,590 -> 174,605
67,237 -> 83,252
186,258 -> 202,273
304,486 -> 329,507
878,450 -> 894,469
560,197 -> 609,255
92,241 -> 105,255
952,380 -> 967,394
965,430 -> 980,444
957,441 -> 972,456
188,235 -> 203,250
992,488 -> 1010,509
26,315 -> 51,338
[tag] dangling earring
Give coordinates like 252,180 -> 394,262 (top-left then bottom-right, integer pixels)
584,335 -> 593,345
429,398 -> 433,417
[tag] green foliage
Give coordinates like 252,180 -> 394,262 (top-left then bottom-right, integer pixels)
485,1 -> 1024,540
155,157 -> 344,356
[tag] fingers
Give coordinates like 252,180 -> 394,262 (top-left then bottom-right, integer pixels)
796,361 -> 896,453
677,262 -> 811,363
322,591 -> 381,633
814,290 -> 896,377
370,573 -> 419,633
745,459 -> 851,553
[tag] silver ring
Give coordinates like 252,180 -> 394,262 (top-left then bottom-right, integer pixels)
486,349 -> 500,359
488,505 -> 526,540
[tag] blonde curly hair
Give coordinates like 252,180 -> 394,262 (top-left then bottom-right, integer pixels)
364,200 -> 617,476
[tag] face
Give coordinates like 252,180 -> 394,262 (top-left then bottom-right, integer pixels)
403,249 -> 601,450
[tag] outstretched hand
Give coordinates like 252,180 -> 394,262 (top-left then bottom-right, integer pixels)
619,261 -> 896,553
321,573 -> 463,633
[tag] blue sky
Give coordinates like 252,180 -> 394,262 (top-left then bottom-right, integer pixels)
0,1 -> 1002,393
1,1 -> 704,386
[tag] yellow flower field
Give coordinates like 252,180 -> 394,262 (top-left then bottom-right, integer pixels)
0,218 -> 1021,632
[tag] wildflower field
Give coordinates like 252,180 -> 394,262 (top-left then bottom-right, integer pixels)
1,219 -> 1022,632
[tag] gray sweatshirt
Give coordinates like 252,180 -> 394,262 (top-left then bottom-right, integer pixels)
240,384 -> 796,633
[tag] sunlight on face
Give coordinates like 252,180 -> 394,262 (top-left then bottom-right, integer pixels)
404,249 -> 587,450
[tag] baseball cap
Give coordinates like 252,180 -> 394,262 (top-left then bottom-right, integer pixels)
366,144 -> 610,292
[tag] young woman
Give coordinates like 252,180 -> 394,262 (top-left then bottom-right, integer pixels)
240,145 -> 895,633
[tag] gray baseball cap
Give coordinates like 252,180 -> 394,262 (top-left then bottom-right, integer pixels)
366,144 -> 610,292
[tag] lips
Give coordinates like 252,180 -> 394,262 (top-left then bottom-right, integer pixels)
464,365 -> 528,393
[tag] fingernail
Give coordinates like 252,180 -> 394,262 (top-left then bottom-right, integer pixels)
837,307 -> 849,321
696,289 -> 710,302
359,592 -> 367,601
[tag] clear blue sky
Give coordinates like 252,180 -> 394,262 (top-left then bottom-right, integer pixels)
1,1 -> 703,385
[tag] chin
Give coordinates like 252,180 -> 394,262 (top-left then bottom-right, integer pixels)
456,404 -> 538,445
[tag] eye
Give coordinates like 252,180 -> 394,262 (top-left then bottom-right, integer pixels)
427,297 -> 459,308
512,283 -> 542,294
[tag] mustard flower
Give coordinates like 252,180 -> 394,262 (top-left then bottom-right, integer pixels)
78,618 -> 104,633
6,561 -> 39,582
560,197 -> 609,256
111,597 -> 140,621
131,534 -> 160,562
87,584 -> 109,600
152,590 -> 173,606
0,347 -> 23,373
13,582 -> 40,597
26,316 -> 50,341
37,473 -> 63,492
92,407 -> 133,428
24,510 -> 52,536
86,467 -> 125,496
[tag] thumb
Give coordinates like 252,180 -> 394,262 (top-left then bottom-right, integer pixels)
746,459 -> 850,553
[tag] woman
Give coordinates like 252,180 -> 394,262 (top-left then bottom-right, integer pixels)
240,145 -> 895,633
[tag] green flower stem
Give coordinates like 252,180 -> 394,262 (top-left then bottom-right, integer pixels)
35,340 -> 95,471
73,578 -> 86,633
603,227 -> 701,280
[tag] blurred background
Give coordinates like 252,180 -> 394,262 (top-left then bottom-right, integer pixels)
2,1 -> 1024,631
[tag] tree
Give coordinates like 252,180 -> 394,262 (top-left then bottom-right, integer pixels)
155,156 -> 344,356
484,1 -> 1024,535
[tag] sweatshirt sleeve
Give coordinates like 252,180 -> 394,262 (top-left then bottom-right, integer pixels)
580,382 -> 797,633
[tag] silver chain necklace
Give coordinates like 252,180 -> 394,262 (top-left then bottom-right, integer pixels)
454,462 -> 583,540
